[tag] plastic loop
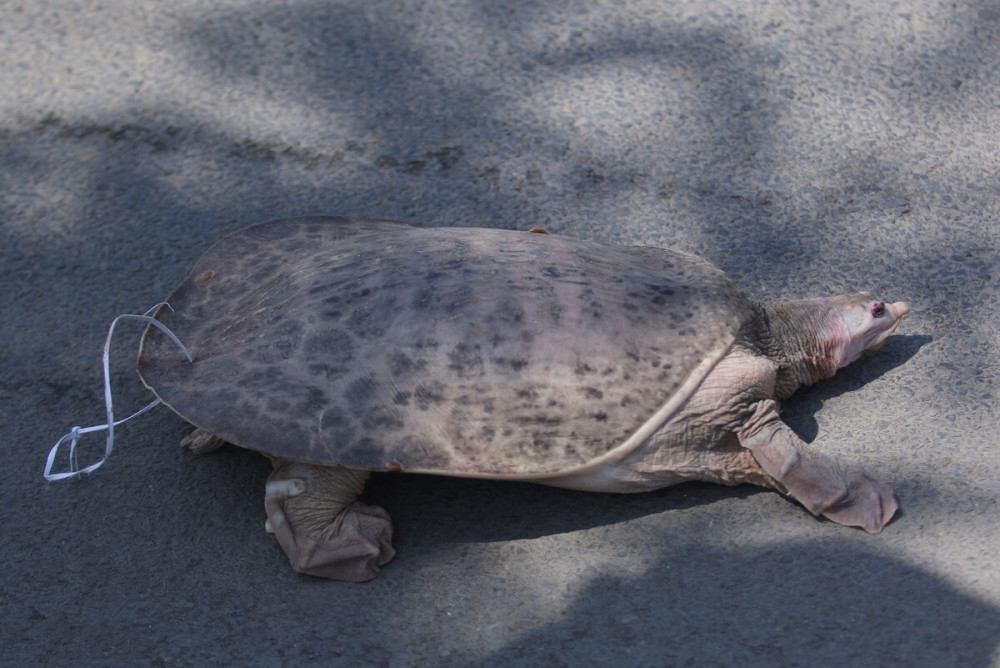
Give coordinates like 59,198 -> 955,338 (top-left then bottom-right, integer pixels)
44,304 -> 192,481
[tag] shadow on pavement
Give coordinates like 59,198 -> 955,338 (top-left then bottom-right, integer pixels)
478,537 -> 1000,665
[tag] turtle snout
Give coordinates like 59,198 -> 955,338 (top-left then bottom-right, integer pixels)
885,301 -> 909,335
873,301 -> 909,345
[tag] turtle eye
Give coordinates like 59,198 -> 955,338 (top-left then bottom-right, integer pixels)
871,302 -> 886,318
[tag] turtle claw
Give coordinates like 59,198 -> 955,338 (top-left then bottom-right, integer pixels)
265,477 -> 306,501
263,479 -> 305,533
264,462 -> 395,581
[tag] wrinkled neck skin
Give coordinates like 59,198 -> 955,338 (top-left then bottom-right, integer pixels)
752,299 -> 852,399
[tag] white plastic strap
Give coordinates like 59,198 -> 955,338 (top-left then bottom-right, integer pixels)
44,304 -> 192,482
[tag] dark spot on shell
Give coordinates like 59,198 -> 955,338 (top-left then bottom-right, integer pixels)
360,406 -> 404,430
489,299 -> 524,323
251,342 -> 291,363
214,388 -> 241,405
445,285 -> 475,314
513,414 -> 563,426
448,343 -> 484,376
540,266 -> 562,278
574,362 -> 595,376
413,286 -> 437,309
538,301 -> 562,324
493,357 -> 529,371
528,437 -> 553,453
389,351 -> 425,377
338,436 -> 380,463
307,363 -> 332,377
398,438 -> 450,469
414,338 -> 439,350
593,412 -> 608,421
320,406 -> 350,430
304,329 -> 354,362
299,386 -> 329,413
347,297 -> 394,337
644,282 -> 675,296
240,366 -> 292,392
582,387 -> 603,399
393,391 -> 411,406
267,397 -> 291,413
346,375 -> 377,409
318,293 -> 347,317
414,381 -> 445,410
579,288 -> 602,319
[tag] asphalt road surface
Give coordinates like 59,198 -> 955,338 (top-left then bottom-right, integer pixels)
3,1 -> 998,664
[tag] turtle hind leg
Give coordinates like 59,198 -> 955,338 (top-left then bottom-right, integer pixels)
264,460 -> 395,581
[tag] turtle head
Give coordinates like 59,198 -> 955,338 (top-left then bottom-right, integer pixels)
830,292 -> 910,367
763,292 -> 909,397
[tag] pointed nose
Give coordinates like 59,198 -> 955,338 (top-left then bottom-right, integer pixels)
890,301 -> 910,318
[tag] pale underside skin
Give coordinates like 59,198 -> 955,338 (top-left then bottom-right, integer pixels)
146,217 -> 904,581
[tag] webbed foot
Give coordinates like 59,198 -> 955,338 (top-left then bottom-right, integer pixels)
805,463 -> 898,533
264,460 -> 394,581
740,400 -> 899,533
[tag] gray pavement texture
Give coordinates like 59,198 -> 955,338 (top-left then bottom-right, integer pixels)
2,0 -> 998,665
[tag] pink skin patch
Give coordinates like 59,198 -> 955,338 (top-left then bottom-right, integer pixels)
831,293 -> 910,367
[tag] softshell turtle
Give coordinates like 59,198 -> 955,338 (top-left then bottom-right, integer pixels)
137,216 -> 909,581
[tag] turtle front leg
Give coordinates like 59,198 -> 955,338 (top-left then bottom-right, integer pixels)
264,460 -> 395,581
738,400 -> 898,533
